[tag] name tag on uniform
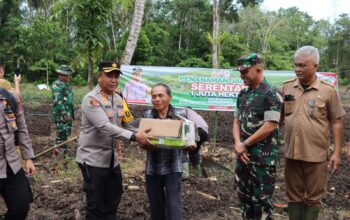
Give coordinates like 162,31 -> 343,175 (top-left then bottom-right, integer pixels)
107,110 -> 113,118
117,105 -> 124,117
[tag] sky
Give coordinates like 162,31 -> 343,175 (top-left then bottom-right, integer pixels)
261,0 -> 350,21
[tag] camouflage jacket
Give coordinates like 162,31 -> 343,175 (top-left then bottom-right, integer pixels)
51,79 -> 74,122
236,78 -> 282,165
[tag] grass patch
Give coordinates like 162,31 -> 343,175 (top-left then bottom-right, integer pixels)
20,83 -> 89,107
56,158 -> 81,180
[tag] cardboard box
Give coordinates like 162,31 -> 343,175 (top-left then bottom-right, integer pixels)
139,118 -> 182,137
139,117 -> 196,149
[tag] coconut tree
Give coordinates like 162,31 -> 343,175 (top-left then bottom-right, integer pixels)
121,0 -> 146,65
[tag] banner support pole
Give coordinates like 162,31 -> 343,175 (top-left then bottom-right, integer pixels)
213,111 -> 218,144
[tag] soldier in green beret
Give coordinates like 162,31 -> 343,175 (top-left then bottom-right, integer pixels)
232,53 -> 282,220
51,65 -> 74,155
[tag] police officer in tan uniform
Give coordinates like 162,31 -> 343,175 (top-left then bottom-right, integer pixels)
0,86 -> 36,219
280,46 -> 345,220
76,61 -> 152,220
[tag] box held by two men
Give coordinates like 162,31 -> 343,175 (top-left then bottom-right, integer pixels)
139,117 -> 196,149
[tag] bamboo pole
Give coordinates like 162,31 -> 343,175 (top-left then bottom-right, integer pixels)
35,136 -> 78,158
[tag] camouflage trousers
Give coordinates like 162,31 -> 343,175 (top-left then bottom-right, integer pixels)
234,161 -> 276,220
55,121 -> 72,145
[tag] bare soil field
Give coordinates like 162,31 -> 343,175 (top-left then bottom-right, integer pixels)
0,98 -> 349,220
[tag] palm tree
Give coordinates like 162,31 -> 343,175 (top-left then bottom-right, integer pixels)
121,0 -> 146,65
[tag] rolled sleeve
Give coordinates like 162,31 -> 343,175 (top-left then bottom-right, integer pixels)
264,90 -> 282,122
264,110 -> 280,122
329,89 -> 346,120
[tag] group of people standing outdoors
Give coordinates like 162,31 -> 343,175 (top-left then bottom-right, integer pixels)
233,46 -> 347,220
0,44 -> 349,220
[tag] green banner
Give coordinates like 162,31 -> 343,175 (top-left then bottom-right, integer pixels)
119,66 -> 338,111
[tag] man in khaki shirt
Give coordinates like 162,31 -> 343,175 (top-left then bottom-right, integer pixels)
281,46 -> 345,220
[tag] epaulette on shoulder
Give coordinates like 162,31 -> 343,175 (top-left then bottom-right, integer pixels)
283,78 -> 297,84
320,79 -> 335,88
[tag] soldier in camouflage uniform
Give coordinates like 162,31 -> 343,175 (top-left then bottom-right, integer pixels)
232,53 -> 282,220
51,65 -> 74,154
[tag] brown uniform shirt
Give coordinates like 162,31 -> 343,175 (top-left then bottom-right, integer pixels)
0,93 -> 34,178
281,77 -> 345,162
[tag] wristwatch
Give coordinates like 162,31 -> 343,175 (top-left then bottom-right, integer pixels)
130,134 -> 137,142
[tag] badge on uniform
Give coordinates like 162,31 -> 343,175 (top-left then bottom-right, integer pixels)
308,99 -> 315,107
11,121 -> 17,130
107,110 -> 113,117
284,94 -> 295,101
121,99 -> 134,123
90,98 -> 100,107
101,96 -> 108,105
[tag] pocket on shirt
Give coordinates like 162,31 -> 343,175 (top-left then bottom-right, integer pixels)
4,114 -> 18,132
284,101 -> 295,116
312,100 -> 327,118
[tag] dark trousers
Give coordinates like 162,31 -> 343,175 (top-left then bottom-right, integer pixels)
184,128 -> 208,165
146,173 -> 183,220
79,163 -> 123,220
235,161 -> 276,220
0,167 -> 33,220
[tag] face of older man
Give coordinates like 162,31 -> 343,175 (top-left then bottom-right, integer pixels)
151,85 -> 172,112
294,55 -> 318,85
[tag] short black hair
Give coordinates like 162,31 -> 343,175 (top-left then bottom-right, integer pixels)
151,83 -> 172,96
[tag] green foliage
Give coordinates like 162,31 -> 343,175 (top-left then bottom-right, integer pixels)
104,50 -> 119,62
220,33 -> 248,66
25,15 -> 65,61
57,158 -> 81,178
70,74 -> 87,86
1,0 -> 350,85
28,59 -> 59,83
132,30 -> 153,65
177,57 -> 209,68
142,22 -> 170,65
65,0 -> 112,69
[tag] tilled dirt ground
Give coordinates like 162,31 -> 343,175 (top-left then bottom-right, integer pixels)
0,104 -> 349,220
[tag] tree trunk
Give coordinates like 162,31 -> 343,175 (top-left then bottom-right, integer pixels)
88,54 -> 94,90
110,12 -> 117,52
212,0 -> 219,68
46,59 -> 49,88
121,0 -> 146,65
